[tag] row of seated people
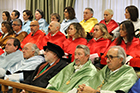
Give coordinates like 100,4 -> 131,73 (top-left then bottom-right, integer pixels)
0,9 -> 48,35
1,5 -> 140,49
0,4 -> 139,92
0,18 -> 140,69
1,5 -> 140,39
0,37 -> 139,93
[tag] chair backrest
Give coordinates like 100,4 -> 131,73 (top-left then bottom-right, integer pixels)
0,79 -> 62,93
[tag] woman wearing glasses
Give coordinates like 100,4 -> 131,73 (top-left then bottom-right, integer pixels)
101,20 -> 140,69
0,21 -> 15,49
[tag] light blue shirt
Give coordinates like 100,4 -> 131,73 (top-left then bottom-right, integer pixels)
60,18 -> 79,35
38,18 -> 48,32
22,20 -> 31,34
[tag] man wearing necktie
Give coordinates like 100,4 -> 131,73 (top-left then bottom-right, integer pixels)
21,42 -> 68,90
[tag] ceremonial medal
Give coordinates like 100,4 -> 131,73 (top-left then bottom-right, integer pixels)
66,80 -> 70,85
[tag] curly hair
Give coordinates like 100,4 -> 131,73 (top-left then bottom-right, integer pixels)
67,23 -> 86,39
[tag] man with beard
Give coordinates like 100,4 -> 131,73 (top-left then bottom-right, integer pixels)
20,20 -> 45,49
20,42 -> 68,93
47,45 -> 97,93
40,21 -> 66,49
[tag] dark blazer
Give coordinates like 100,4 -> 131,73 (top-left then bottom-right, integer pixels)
22,58 -> 68,88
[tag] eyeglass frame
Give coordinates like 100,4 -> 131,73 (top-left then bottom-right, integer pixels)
105,55 -> 119,60
29,25 -> 38,27
12,24 -> 20,26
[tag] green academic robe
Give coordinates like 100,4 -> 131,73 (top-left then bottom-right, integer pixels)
86,65 -> 138,93
48,60 -> 97,93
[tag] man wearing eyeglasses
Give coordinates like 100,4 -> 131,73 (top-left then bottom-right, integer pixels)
20,20 -> 45,49
12,19 -> 28,42
77,46 -> 137,93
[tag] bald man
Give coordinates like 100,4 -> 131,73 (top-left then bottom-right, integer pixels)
40,21 -> 66,49
21,20 -> 45,49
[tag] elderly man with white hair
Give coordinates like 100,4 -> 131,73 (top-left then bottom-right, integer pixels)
78,46 -> 138,93
4,43 -> 45,82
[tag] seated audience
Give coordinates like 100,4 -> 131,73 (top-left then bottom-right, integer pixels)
0,37 -> 24,76
44,13 -> 61,34
90,9 -> 118,35
77,46 -> 138,93
22,10 -> 33,34
47,45 -> 97,93
21,42 -> 68,91
101,21 -> 140,68
12,19 -> 28,42
21,20 -> 45,49
80,7 -> 98,38
35,9 -> 48,32
4,43 -> 45,82
112,5 -> 140,38
0,21 -> 15,49
62,23 -> 87,62
41,21 -> 66,49
60,6 -> 78,35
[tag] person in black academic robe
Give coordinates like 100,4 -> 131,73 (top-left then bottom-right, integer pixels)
21,42 -> 68,88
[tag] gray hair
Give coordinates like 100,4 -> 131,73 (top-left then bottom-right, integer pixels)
29,43 -> 39,56
110,46 -> 126,64
13,19 -> 22,29
105,9 -> 114,15
13,19 -> 22,25
76,45 -> 90,55
85,7 -> 94,15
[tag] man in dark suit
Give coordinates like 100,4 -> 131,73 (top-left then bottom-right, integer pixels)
21,42 -> 68,89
